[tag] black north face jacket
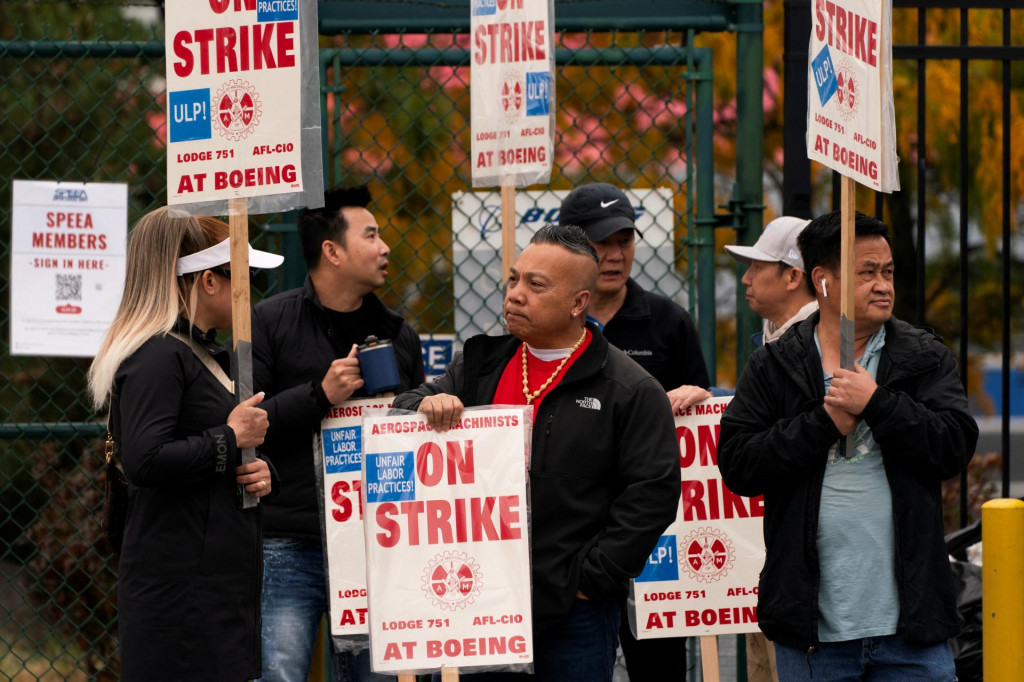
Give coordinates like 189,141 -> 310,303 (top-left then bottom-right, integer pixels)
394,324 -> 679,631
718,313 -> 978,650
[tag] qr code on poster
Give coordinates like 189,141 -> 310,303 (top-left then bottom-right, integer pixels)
56,274 -> 83,301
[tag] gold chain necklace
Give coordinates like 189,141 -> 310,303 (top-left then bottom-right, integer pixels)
521,328 -> 587,404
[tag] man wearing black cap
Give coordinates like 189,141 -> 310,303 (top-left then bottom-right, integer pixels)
559,182 -> 711,681
559,183 -> 710,418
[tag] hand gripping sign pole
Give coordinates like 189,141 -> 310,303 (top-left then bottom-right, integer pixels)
228,198 -> 258,507
806,0 -> 899,458
164,1 -> 324,506
839,177 -> 857,458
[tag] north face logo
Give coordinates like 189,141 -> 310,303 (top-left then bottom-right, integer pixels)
576,397 -> 601,411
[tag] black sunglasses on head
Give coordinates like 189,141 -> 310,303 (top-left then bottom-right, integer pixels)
209,267 -> 259,280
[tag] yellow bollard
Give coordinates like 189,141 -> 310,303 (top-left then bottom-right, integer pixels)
982,498 -> 1024,681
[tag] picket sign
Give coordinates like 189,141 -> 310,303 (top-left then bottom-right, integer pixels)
164,0 -> 324,503
806,0 -> 897,459
362,408 -> 533,677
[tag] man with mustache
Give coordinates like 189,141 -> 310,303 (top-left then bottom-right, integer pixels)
252,186 -> 424,682
719,211 -> 978,681
394,224 -> 679,682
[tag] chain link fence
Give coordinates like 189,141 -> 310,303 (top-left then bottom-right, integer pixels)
1,3 -> 739,678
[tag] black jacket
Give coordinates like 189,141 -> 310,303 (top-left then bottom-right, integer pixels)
253,276 -> 424,540
393,325 -> 679,630
599,278 -> 710,390
718,313 -> 978,650
114,320 -> 269,681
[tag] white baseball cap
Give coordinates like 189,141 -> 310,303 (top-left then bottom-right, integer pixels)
724,216 -> 811,272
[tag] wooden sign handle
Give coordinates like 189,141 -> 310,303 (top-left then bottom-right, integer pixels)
839,176 -> 856,459
700,635 -> 720,681
501,183 -> 515,282
839,174 -> 856,362
228,196 -> 258,508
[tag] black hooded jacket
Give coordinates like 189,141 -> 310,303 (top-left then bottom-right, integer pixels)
718,313 -> 978,650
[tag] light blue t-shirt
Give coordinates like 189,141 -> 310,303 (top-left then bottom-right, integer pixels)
814,326 -> 900,642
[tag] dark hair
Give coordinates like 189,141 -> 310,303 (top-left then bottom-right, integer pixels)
297,185 -> 372,269
797,210 -> 892,296
529,223 -> 599,265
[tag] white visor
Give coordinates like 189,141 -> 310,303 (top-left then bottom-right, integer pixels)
176,238 -> 285,276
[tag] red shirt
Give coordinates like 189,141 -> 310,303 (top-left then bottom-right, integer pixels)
492,330 -> 592,418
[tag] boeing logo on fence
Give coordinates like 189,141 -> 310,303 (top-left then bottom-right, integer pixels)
52,188 -> 88,201
475,203 -> 648,239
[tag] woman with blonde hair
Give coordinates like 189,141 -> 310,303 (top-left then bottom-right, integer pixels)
89,206 -> 283,681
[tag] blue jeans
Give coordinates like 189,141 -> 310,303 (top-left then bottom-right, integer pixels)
449,596 -> 620,682
259,538 -> 389,682
774,630 -> 956,681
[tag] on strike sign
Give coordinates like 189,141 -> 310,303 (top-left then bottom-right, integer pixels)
631,397 -> 767,638
165,0 -> 311,207
470,0 -> 554,188
320,398 -> 393,639
806,0 -> 899,192
362,408 -> 533,675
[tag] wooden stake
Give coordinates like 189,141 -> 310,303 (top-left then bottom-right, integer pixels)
440,665 -> 460,682
700,635 -> 720,682
501,183 -> 516,281
228,196 -> 258,508
839,175 -> 857,459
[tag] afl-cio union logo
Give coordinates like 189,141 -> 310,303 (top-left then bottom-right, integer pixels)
681,527 -> 735,583
422,550 -> 482,611
213,79 -> 262,141
499,69 -> 524,125
834,59 -> 860,123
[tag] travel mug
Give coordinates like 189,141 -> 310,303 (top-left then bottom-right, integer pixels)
357,336 -> 401,395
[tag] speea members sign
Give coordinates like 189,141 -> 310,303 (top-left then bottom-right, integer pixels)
470,0 -> 554,188
9,180 -> 127,357
806,0 -> 899,192
630,397 -> 767,638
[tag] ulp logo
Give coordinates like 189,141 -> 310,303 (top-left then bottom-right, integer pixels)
525,72 -> 551,117
812,45 -> 838,108
169,88 -> 212,143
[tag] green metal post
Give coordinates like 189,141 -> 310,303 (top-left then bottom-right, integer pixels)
694,49 -> 717,382
733,0 -> 765,374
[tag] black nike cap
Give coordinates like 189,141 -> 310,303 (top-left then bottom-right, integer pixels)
558,183 -> 642,242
